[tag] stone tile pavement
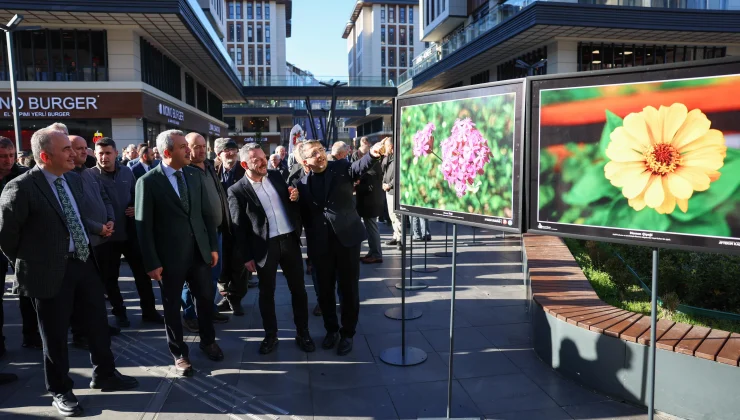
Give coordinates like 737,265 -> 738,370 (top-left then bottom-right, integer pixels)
0,221 -> 665,419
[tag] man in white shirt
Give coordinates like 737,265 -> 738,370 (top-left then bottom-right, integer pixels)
227,143 -> 314,355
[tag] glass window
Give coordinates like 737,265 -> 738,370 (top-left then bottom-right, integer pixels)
197,82 -> 207,113
228,2 -> 234,19
389,69 -> 396,84
381,48 -> 385,66
237,46 -> 243,65
409,8 -> 414,24
229,46 -> 235,61
257,45 -> 263,65
265,4 -> 270,19
381,69 -> 386,84
246,117 -> 269,132
185,73 -> 195,106
389,27 -> 395,44
389,7 -> 395,23
389,48 -> 395,66
400,7 -> 406,23
257,4 -> 262,19
266,45 -> 271,65
236,22 -> 243,42
248,45 -> 254,65
248,24 -> 253,42
236,2 -> 242,18
257,23 -> 263,42
381,26 -> 385,44
227,22 -> 234,41
141,37 -> 181,99
247,2 -> 253,19
266,25 -> 270,43
50,30 -> 63,81
401,50 -> 407,67
400,28 -> 406,45
381,8 -> 385,23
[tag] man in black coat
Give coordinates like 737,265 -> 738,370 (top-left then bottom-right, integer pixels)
355,144 -> 385,264
228,143 -> 314,354
0,128 -> 138,416
295,139 -> 386,355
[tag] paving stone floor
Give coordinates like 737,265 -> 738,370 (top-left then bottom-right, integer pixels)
0,221 -> 666,419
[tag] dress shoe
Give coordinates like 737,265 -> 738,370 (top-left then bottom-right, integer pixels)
295,330 -> 316,353
385,238 -> 399,246
322,332 -> 339,350
52,390 -> 82,417
199,342 -> 224,361
412,236 -> 423,241
312,303 -> 322,316
360,256 -> 383,264
108,325 -> 121,336
141,311 -> 164,324
424,234 -> 432,241
0,372 -> 18,385
259,335 -> 279,354
22,334 -> 43,350
115,314 -> 130,328
337,336 -> 353,356
212,312 -> 229,324
183,318 -> 200,333
90,370 -> 139,391
174,357 -> 193,377
71,335 -> 89,350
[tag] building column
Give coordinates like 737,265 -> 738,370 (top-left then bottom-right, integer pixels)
235,117 -> 244,133
107,29 -> 141,82
725,46 -> 740,56
548,40 -> 579,75
111,118 -> 145,150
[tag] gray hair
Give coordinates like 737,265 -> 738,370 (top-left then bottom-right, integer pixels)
239,142 -> 263,162
48,122 -> 69,135
156,129 -> 185,155
31,127 -> 64,162
269,153 -> 280,161
125,143 -> 136,151
331,141 -> 348,156
299,140 -> 323,160
0,136 -> 14,150
275,145 -> 286,153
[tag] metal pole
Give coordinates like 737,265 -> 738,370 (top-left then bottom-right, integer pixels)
423,238 -> 428,269
647,248 -> 659,420
401,215 -> 407,358
6,30 -> 22,151
436,222 -> 451,258
446,224 -> 458,419
409,231 -> 414,286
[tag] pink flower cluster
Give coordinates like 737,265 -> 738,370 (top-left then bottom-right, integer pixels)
440,118 -> 491,197
412,122 -> 436,157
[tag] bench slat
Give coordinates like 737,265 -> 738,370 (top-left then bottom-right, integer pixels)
656,323 -> 693,351
674,326 -> 711,357
638,319 -> 675,345
695,329 -> 730,361
620,316 -> 652,342
589,311 -> 635,334
716,333 -> 740,366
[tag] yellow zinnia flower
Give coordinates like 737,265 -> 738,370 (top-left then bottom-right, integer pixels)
603,103 -> 727,214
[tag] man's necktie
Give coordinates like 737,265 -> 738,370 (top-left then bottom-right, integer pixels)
174,171 -> 190,213
53,178 -> 89,262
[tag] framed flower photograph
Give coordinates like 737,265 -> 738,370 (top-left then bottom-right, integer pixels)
528,58 -> 740,254
395,80 -> 525,231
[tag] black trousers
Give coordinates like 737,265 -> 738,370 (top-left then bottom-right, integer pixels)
255,233 -> 309,335
98,239 -> 157,316
32,256 -> 115,394
0,254 -> 38,344
313,230 -> 361,338
159,249 -> 215,359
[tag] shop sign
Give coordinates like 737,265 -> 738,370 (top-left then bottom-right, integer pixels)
157,103 -> 185,126
142,93 -> 226,137
0,92 -> 142,119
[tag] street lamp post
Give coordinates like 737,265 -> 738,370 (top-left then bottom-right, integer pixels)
0,14 -> 40,152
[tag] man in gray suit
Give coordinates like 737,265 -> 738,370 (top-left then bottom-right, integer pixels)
135,129 -> 223,376
0,127 -> 137,416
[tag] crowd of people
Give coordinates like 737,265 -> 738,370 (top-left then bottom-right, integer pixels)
0,122 -> 412,417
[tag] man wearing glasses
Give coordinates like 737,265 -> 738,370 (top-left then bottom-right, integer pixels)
296,139 -> 387,355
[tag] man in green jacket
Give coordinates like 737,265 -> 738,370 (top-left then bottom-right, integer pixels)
135,129 -> 222,377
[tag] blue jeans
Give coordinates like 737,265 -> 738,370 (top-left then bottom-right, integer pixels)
182,233 -> 222,320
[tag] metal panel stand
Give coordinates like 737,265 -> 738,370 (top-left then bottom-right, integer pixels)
435,222 -> 452,257
647,248 -> 659,420
396,232 -> 428,290
380,215 -> 427,366
413,236 -> 439,273
464,227 -> 484,246
386,216 -> 423,320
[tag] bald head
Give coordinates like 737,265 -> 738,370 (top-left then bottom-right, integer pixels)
186,132 -> 207,165
69,135 -> 88,167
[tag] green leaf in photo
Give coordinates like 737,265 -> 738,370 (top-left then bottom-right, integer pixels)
599,110 -> 624,159
563,163 -> 615,206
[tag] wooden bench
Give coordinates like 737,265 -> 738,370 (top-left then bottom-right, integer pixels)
523,234 -> 740,367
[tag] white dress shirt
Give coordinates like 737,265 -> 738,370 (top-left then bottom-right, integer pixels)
247,174 -> 294,238
159,160 -> 183,197
40,168 -> 90,252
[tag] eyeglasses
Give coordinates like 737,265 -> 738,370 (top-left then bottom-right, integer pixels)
306,148 -> 326,159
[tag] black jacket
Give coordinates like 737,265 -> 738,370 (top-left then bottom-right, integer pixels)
356,158 -> 384,219
227,170 -> 301,268
381,154 -> 395,195
296,153 -> 379,258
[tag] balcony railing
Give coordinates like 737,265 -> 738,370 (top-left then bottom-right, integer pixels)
223,99 -> 376,110
242,75 -> 394,87
399,0 -> 738,85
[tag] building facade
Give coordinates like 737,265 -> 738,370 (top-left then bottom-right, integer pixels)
399,0 -> 740,94
0,0 -> 242,151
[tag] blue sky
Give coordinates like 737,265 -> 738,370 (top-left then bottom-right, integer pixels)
285,0 -> 350,78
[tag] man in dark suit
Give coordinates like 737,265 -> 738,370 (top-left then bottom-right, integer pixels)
355,144 -> 385,264
135,129 -> 223,376
0,127 -> 137,416
228,143 -> 314,354
296,139 -> 386,355
130,145 -> 160,180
